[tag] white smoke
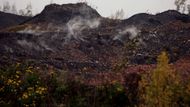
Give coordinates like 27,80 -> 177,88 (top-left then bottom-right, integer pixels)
65,16 -> 100,41
113,26 -> 140,41
17,40 -> 41,51
39,40 -> 53,51
18,29 -> 37,34
17,26 -> 44,35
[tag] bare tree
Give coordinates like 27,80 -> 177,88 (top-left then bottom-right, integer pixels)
18,3 -> 33,16
0,5 -> 2,11
11,4 -> 18,14
110,9 -> 125,19
19,9 -> 25,16
3,1 -> 11,13
187,4 -> 190,15
25,3 -> 33,16
175,0 -> 187,13
1,1 -> 34,16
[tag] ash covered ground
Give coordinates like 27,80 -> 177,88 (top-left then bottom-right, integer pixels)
0,3 -> 190,73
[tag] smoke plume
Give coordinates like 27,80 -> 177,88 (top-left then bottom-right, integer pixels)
17,40 -> 41,51
113,26 -> 140,42
65,16 -> 100,41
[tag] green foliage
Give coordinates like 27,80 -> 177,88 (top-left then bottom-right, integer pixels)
94,83 -> 128,107
53,78 -> 128,107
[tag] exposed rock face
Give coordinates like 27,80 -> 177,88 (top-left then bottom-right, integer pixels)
25,3 -> 101,24
0,3 -> 190,72
0,11 -> 30,29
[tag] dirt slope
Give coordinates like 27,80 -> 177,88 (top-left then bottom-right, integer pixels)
0,3 -> 190,73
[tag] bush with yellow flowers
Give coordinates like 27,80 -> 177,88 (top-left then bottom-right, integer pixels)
0,63 -> 47,107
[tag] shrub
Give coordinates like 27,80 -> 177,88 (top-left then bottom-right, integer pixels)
0,63 -> 129,107
139,52 -> 190,107
0,63 -> 47,107
53,77 -> 128,107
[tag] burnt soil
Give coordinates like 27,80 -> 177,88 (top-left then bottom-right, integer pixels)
0,3 -> 190,74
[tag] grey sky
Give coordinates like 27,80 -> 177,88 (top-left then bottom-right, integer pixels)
0,0 -> 187,18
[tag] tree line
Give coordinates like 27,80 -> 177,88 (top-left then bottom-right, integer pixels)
0,1 -> 33,16
175,0 -> 190,14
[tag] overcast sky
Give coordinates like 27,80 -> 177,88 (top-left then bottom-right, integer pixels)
0,0 -> 188,18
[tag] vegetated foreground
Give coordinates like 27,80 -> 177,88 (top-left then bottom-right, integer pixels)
0,3 -> 190,107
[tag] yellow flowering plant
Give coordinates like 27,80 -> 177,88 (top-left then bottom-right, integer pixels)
0,63 -> 47,107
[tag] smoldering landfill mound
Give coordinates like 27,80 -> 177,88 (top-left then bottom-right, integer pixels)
1,3 -> 190,72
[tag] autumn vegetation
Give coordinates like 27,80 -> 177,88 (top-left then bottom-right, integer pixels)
0,52 -> 189,107
0,0 -> 190,106
139,52 -> 190,107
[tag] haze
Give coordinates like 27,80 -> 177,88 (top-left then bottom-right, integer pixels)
0,0 -> 186,18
